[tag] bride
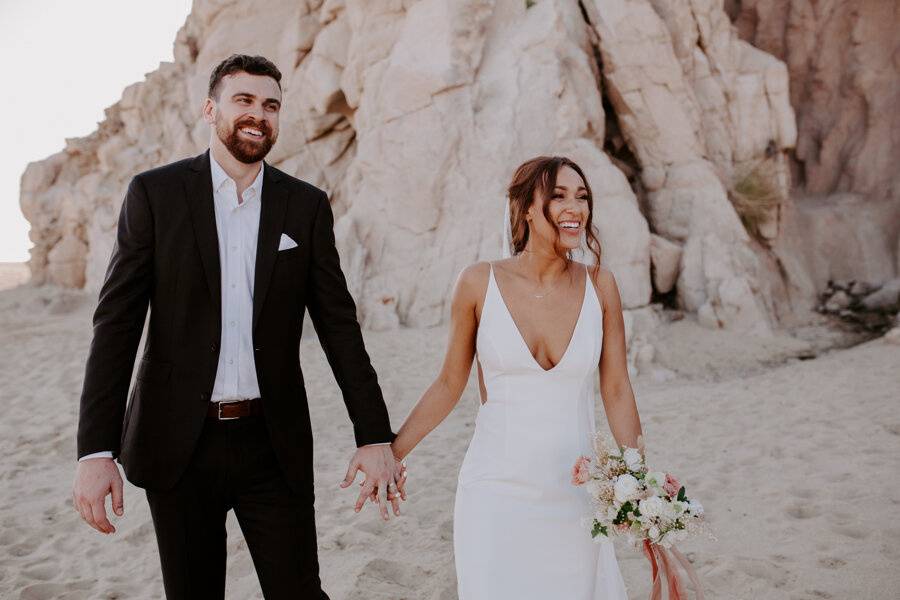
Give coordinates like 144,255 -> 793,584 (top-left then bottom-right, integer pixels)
390,156 -> 643,599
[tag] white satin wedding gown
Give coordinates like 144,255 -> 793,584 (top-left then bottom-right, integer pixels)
454,264 -> 628,599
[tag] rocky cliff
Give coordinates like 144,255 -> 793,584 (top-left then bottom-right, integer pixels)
19,0 -> 900,334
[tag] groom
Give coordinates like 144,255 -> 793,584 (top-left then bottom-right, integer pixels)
72,54 -> 404,599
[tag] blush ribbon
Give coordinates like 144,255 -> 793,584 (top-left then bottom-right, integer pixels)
641,540 -> 704,600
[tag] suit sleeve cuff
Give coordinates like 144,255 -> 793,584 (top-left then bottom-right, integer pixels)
78,451 -> 114,462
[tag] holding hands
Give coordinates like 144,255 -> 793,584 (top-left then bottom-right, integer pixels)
340,444 -> 408,520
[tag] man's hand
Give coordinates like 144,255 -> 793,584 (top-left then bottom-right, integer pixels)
72,458 -> 124,534
340,445 -> 405,520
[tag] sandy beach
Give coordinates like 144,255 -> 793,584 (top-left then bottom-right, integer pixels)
1,275 -> 898,599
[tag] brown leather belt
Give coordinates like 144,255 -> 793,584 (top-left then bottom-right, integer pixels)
207,398 -> 264,420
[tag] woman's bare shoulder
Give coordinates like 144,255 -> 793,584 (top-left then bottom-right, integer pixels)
584,263 -> 622,309
454,261 -> 492,305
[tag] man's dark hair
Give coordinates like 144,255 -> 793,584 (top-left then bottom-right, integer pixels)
207,54 -> 282,99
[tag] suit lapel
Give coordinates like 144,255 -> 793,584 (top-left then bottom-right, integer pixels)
184,150 -> 222,319
253,163 -> 287,333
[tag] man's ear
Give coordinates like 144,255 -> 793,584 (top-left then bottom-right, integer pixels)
202,98 -> 216,124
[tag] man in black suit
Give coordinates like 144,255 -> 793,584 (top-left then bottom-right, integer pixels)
71,54 -> 405,599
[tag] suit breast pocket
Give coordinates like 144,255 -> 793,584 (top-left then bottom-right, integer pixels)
275,246 -> 302,264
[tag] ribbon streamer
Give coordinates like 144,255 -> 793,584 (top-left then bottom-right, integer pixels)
642,540 -> 704,600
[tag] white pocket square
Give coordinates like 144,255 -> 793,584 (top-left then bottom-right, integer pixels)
278,234 -> 298,251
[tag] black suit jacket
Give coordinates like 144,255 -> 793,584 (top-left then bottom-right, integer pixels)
77,150 -> 394,492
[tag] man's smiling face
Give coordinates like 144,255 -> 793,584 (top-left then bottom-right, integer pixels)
204,71 -> 282,164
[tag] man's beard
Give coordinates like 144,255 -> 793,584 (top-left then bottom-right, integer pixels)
216,116 -> 276,164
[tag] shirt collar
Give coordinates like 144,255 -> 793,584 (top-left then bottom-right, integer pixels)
209,151 -> 264,200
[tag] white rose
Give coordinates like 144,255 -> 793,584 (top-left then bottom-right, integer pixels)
648,525 -> 660,541
644,471 -> 667,495
639,496 -> 666,519
614,474 -> 641,503
688,499 -> 704,516
623,448 -> 644,471
661,501 -> 678,523
671,500 -> 686,516
586,479 -> 603,498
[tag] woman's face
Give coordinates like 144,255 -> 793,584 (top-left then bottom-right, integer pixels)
527,165 -> 590,255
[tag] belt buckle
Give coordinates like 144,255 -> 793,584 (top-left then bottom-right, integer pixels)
217,399 -> 243,421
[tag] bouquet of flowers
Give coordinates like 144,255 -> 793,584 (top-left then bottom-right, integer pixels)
572,434 -> 710,599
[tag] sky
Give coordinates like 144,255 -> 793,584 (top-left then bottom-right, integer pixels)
1,0 -> 193,262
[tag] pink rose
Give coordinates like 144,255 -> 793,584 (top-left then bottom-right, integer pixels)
663,473 -> 681,498
571,456 -> 592,486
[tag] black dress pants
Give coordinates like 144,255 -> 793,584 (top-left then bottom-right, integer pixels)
145,416 -> 329,599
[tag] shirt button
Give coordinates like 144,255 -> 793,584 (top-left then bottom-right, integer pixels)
231,283 -> 236,289
228,359 -> 234,365
230,321 -> 236,327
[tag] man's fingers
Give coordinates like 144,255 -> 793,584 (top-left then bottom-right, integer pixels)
111,476 -> 125,517
73,494 -> 90,527
78,496 -> 102,534
355,479 -> 375,512
388,487 -> 401,516
75,495 -> 98,532
377,478 -> 390,520
90,497 -> 114,534
341,461 -> 360,489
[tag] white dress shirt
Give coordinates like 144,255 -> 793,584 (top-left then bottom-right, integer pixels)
80,153 -> 387,461
209,152 -> 263,402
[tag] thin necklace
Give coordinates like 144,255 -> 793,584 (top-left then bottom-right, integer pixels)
518,253 -> 570,299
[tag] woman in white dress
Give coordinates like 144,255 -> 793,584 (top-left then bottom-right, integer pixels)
390,156 -> 643,599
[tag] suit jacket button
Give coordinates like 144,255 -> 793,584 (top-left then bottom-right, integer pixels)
200,392 -> 208,401
211,342 -> 218,352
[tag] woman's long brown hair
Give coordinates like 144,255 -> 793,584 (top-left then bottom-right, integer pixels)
506,156 -> 602,268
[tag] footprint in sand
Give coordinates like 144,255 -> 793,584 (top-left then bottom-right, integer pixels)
20,562 -> 57,582
879,422 -> 900,436
785,503 -> 820,520
817,556 -> 847,569
831,524 -> 869,540
19,583 -> 71,600
7,537 -> 41,559
121,521 -> 155,547
19,580 -> 91,600
790,488 -> 815,499
734,556 -> 791,588
348,558 -> 431,599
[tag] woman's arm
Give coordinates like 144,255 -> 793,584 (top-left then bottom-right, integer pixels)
594,267 -> 644,449
391,263 -> 486,461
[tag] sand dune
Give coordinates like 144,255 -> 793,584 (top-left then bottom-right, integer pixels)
1,283 -> 898,599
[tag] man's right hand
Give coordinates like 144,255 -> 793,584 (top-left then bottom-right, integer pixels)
72,458 -> 124,534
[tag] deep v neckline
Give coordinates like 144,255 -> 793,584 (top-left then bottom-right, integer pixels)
489,263 -> 588,373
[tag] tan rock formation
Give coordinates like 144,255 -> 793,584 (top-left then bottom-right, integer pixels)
731,0 -> 900,202
20,0 -> 893,336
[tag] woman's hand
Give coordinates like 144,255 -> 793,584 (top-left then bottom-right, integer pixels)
391,452 -> 408,502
